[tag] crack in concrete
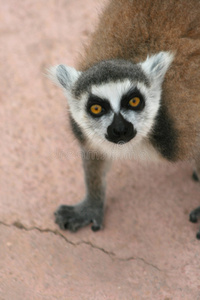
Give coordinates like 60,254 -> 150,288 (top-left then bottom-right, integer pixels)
0,220 -> 162,271
123,256 -> 162,271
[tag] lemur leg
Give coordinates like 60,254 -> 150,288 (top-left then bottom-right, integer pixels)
55,149 -> 111,232
190,154 -> 200,239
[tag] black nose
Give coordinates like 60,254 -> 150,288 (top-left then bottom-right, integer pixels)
106,113 -> 136,144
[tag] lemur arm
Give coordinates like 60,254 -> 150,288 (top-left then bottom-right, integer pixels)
55,148 -> 111,232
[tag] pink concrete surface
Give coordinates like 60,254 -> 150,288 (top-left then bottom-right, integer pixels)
1,0 -> 200,299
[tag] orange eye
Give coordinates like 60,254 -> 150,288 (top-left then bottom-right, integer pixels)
129,97 -> 141,108
90,104 -> 102,115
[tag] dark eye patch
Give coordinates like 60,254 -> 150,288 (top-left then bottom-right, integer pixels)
121,87 -> 145,111
86,94 -> 111,118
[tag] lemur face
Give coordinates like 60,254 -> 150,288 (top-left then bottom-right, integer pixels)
49,52 -> 174,159
82,80 -> 150,146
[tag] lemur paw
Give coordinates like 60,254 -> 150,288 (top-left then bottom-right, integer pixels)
54,204 -> 103,232
189,206 -> 200,240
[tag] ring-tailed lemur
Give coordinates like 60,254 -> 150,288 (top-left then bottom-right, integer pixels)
49,0 -> 200,238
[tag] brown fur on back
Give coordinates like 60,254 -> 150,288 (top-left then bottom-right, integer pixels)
78,0 -> 200,160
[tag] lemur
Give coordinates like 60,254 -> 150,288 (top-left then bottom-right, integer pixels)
49,0 -> 200,238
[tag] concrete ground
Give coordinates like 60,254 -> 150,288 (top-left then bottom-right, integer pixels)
1,0 -> 200,299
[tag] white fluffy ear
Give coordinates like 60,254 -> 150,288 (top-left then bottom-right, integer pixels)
141,51 -> 174,84
48,64 -> 81,91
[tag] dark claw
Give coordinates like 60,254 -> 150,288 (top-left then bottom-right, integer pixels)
91,225 -> 101,232
63,222 -> 69,230
189,213 -> 198,223
192,171 -> 199,182
189,206 -> 200,240
196,232 -> 200,240
189,206 -> 200,223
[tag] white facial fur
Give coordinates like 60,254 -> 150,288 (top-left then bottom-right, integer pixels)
49,52 -> 174,160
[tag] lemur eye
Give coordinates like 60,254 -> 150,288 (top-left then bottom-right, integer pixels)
90,104 -> 102,115
129,97 -> 141,108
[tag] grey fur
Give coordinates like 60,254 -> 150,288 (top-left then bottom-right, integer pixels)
149,102 -> 178,161
69,114 -> 86,144
56,65 -> 70,89
55,64 -> 80,90
73,59 -> 150,97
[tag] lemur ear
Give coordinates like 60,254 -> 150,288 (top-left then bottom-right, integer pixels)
141,51 -> 174,84
48,64 -> 81,91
